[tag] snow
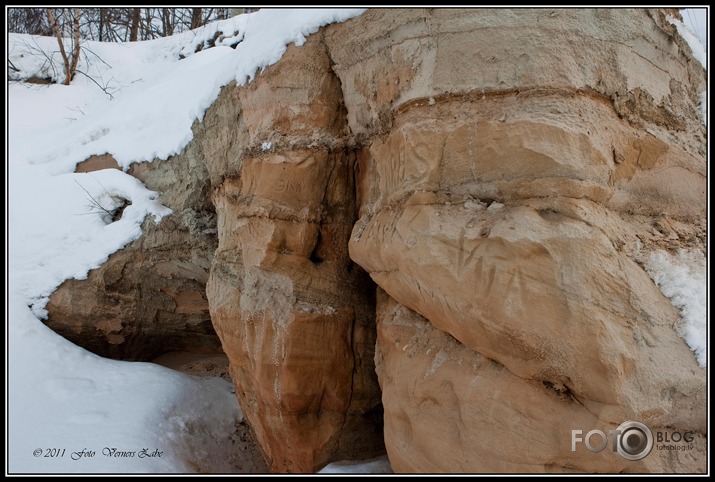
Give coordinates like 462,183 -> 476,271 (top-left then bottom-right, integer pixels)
669,10 -> 707,69
318,455 -> 393,474
7,8 -> 366,473
464,199 -> 486,210
9,298 -> 243,473
9,8 -> 366,172
681,8 -> 707,55
645,249 -> 707,367
487,202 -> 505,211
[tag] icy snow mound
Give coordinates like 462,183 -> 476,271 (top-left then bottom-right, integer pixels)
645,249 -> 707,367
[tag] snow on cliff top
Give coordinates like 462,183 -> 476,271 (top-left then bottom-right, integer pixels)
670,8 -> 707,69
9,8 -> 365,172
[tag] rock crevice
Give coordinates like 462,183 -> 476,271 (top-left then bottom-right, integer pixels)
204,35 -> 383,473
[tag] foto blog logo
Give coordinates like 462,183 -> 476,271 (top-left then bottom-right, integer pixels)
571,421 -> 653,461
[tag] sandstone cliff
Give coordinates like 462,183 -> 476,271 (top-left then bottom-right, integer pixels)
45,8 -> 706,473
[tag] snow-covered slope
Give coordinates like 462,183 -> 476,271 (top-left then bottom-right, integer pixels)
7,9 -> 365,473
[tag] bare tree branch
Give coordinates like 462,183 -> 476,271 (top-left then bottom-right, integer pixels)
14,7 -> 242,44
73,69 -> 115,99
74,179 -> 114,218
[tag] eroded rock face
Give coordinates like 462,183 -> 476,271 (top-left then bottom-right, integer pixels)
375,290 -> 707,473
46,149 -> 220,361
332,8 -> 706,473
204,36 -> 384,473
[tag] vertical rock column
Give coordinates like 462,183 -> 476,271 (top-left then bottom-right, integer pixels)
325,8 -> 707,473
205,36 -> 383,473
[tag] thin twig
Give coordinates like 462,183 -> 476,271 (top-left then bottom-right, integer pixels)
23,37 -> 60,79
73,69 -> 115,99
80,44 -> 112,68
88,172 -> 114,195
74,178 -> 113,217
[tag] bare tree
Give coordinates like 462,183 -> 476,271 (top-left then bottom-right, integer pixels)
98,8 -> 106,41
9,7 -> 251,45
46,8 -> 81,85
191,7 -> 203,30
129,8 -> 141,41
161,8 -> 176,37
7,8 -> 52,36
